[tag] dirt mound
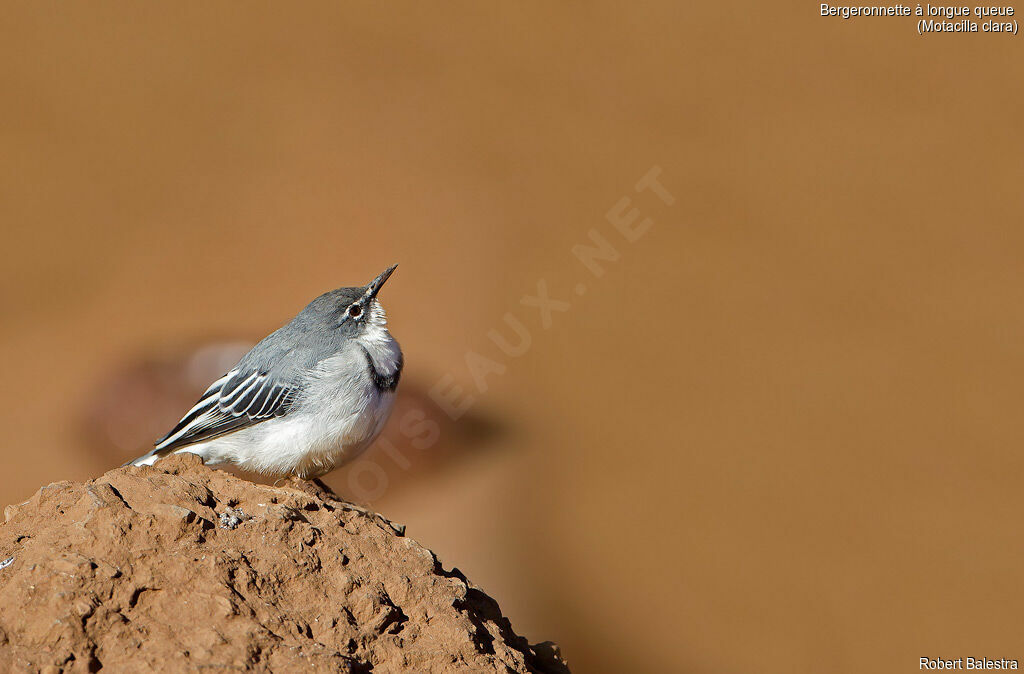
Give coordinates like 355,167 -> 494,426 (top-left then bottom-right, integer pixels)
0,454 -> 568,673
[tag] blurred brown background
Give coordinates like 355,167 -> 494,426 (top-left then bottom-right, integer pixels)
2,3 -> 1023,672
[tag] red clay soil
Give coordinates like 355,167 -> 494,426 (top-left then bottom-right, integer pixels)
0,454 -> 569,673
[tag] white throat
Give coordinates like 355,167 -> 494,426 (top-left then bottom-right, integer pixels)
357,299 -> 402,377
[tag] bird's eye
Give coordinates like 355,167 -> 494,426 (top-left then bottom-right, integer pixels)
348,304 -> 363,318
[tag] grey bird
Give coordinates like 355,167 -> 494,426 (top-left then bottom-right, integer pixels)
130,265 -> 402,479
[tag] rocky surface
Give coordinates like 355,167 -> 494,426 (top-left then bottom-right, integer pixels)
0,454 -> 568,673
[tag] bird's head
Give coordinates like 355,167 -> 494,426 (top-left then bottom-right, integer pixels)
310,265 -> 398,340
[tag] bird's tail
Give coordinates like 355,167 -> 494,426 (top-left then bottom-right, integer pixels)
122,448 -> 162,468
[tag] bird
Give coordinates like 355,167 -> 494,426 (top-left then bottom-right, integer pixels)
130,265 -> 402,479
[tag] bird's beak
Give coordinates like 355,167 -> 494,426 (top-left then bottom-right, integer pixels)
364,264 -> 398,299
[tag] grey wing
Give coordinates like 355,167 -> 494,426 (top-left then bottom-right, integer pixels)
151,368 -> 297,454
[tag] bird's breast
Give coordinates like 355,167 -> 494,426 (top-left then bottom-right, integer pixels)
284,346 -> 398,473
